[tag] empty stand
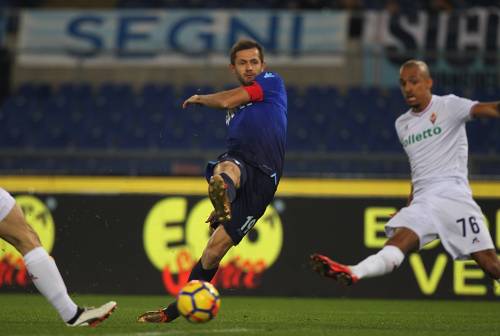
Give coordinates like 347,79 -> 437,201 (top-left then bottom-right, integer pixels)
0,82 -> 498,176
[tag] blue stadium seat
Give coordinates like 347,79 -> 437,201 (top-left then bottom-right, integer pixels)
1,81 -> 497,176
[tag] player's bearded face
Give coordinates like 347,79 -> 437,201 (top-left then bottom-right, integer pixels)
399,66 -> 433,112
231,48 -> 265,86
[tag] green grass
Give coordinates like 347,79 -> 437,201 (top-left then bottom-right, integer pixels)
1,294 -> 499,336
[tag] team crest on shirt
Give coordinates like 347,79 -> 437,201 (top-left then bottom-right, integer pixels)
430,112 -> 437,124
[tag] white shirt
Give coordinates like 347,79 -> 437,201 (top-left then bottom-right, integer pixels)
395,94 -> 477,189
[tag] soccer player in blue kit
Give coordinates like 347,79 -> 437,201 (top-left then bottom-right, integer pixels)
138,39 -> 287,323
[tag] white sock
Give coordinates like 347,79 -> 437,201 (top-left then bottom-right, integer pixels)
23,247 -> 78,322
350,245 -> 405,280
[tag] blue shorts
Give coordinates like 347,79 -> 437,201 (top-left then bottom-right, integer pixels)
205,153 -> 278,245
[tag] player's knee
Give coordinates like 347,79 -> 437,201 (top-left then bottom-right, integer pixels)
14,226 -> 41,255
214,162 -> 241,187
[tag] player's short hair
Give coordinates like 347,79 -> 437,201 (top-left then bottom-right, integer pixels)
230,39 -> 264,65
400,59 -> 431,78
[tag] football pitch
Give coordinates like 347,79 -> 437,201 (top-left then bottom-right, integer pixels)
1,294 -> 499,336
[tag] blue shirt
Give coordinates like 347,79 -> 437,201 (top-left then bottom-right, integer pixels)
226,71 -> 287,179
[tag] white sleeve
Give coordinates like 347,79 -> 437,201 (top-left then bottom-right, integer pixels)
446,94 -> 477,123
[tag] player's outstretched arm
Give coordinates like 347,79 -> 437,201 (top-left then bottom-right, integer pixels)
182,87 -> 250,110
471,101 -> 500,119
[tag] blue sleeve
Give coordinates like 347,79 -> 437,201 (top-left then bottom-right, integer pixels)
254,72 -> 285,102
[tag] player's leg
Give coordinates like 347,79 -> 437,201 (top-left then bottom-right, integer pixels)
0,190 -> 116,326
207,160 -> 242,222
311,227 -> 416,285
138,158 -> 243,323
471,249 -> 500,283
138,164 -> 273,323
0,200 -> 42,255
213,160 -> 242,188
170,225 -> 233,315
432,184 -> 497,281
349,227 -> 418,280
0,199 -> 79,323
138,225 -> 234,323
311,201 -> 435,285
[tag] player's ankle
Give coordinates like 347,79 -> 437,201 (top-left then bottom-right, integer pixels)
349,265 -> 362,280
65,307 -> 84,324
164,302 -> 180,321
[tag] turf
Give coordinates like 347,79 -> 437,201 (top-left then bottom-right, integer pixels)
1,294 -> 499,336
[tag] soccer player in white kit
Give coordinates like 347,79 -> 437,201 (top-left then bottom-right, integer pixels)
310,59 -> 500,286
0,188 -> 117,326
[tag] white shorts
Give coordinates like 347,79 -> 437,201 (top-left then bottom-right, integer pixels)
0,188 -> 16,222
385,179 -> 494,260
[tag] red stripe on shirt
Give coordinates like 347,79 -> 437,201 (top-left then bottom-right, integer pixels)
243,82 -> 264,102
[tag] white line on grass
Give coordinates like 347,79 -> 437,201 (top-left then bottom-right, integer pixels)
16,328 -> 258,336
129,329 -> 255,336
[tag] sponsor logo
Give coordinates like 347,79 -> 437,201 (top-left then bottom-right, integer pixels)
263,72 -> 275,78
143,197 -> 284,295
0,255 -> 28,287
402,126 -> 442,147
161,251 -> 266,295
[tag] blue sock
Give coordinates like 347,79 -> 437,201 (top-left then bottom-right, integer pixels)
188,259 -> 219,282
219,172 -> 236,202
163,302 -> 180,321
164,260 -> 219,321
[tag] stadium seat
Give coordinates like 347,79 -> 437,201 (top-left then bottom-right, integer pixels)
1,81 -> 497,176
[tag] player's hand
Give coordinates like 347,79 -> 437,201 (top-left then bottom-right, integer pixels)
182,94 -> 201,109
